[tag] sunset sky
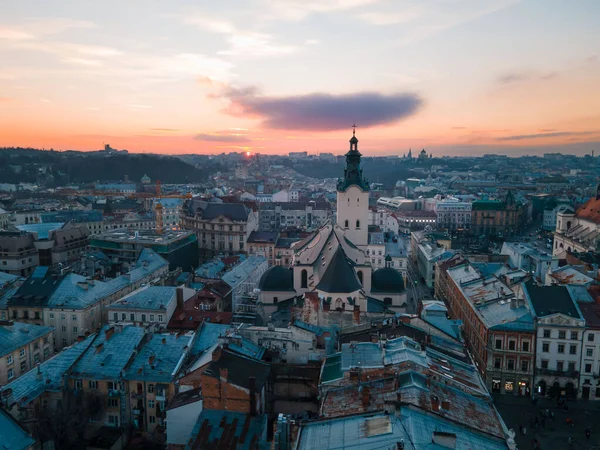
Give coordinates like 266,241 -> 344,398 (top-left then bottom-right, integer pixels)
1,0 -> 599,156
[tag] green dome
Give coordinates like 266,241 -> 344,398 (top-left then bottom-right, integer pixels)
371,268 -> 405,293
259,266 -> 294,292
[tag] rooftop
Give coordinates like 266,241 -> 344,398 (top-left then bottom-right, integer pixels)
0,408 -> 35,450
71,325 -> 146,380
548,265 -> 595,285
0,322 -> 54,357
108,286 -> 176,311
124,332 -> 194,382
1,335 -> 95,407
316,246 -> 362,294
166,387 -> 202,411
185,410 -> 267,450
15,222 -> 65,239
221,256 -> 267,289
523,281 -> 583,319
90,228 -> 194,244
203,348 -> 270,390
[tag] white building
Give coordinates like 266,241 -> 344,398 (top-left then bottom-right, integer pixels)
523,282 -> 586,399
433,195 -> 472,231
553,189 -> 600,256
107,285 -> 178,328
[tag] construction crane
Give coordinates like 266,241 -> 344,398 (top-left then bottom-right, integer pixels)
154,180 -> 193,234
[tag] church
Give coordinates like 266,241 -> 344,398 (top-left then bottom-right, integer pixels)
259,130 -> 407,320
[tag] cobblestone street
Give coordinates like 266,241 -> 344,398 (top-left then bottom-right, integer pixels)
495,395 -> 600,450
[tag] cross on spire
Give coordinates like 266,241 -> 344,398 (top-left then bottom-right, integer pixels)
352,124 -> 357,136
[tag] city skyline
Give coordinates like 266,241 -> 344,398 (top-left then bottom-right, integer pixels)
1,0 -> 599,156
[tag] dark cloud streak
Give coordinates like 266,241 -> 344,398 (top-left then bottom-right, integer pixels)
497,131 -> 598,141
221,88 -> 423,131
194,133 -> 251,143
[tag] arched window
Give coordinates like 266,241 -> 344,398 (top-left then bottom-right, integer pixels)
335,298 -> 343,310
566,221 -> 572,230
356,220 -> 360,229
384,297 -> 392,306
357,270 -> 363,285
344,220 -> 349,229
301,269 -> 308,288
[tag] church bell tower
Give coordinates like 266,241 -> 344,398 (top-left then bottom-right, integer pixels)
336,126 -> 370,247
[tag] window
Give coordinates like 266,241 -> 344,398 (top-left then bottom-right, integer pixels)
543,329 -> 551,338
571,331 -> 578,340
356,220 -> 360,229
113,313 -> 118,321
558,330 -> 566,339
43,348 -> 49,358
568,362 -> 576,372
585,364 -> 592,373
521,360 -> 529,372
130,313 -> 135,321
141,314 -> 146,322
507,359 -> 515,370
158,315 -> 163,322
558,344 -> 565,353
6,355 -> 13,365
494,357 -> 501,369
148,384 -> 154,393
542,342 -> 550,352
587,348 -> 594,357
61,326 -> 66,332
150,314 -> 155,322
541,360 -> 548,369
122,313 -> 126,321
108,415 -> 119,426
495,339 -> 502,350
49,313 -> 55,319
73,327 -> 78,333
508,340 -> 516,351
522,341 -> 529,352
107,398 -> 119,408
72,314 -> 77,321
75,379 -> 83,389
149,415 -> 156,424
148,400 -> 155,409
588,333 -> 595,342
569,344 -> 577,355
107,381 -> 117,391
301,269 -> 308,289
19,349 -> 25,358
557,361 -> 564,371
60,314 -> 66,320
34,354 -> 40,364
7,368 -> 14,380
89,380 -> 98,389
344,220 -> 349,228
20,361 -> 26,372
62,338 -> 67,347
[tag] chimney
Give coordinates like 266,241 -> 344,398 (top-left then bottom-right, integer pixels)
176,287 -> 184,309
361,385 -> 370,409
396,391 -> 402,404
430,395 -> 440,411
36,364 -> 42,381
219,367 -> 228,382
399,315 -> 410,324
249,376 -> 257,416
105,326 -> 115,340
323,301 -> 330,312
353,304 -> 360,324
149,354 -> 155,365
161,337 -> 166,345
212,346 -> 222,362
95,343 -> 104,353
441,400 -> 450,411
510,298 -> 517,309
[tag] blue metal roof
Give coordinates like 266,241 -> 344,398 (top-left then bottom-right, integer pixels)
221,256 -> 267,289
31,266 -> 49,279
16,222 -> 65,239
71,325 -> 146,380
41,210 -> 103,224
0,408 -> 35,450
0,322 -> 54,357
1,335 -> 95,406
185,410 -> 267,450
190,322 -> 230,356
124,332 -> 194,382
47,274 -> 109,309
108,286 -> 176,311
194,259 -> 225,279
229,336 -> 266,360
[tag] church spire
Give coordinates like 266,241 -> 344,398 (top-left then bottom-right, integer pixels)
337,126 -> 369,192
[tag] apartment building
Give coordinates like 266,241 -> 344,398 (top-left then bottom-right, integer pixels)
0,321 -> 54,385
523,282 -> 586,399
247,231 -> 278,265
258,202 -> 331,232
471,191 -> 528,238
443,263 -> 536,395
181,200 -> 257,255
553,189 -> 600,256
108,286 -> 178,328
0,230 -> 39,276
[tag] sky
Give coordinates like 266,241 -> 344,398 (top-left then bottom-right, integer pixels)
1,0 -> 599,157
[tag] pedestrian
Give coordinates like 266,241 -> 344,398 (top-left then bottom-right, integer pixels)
523,426 -> 527,435
586,428 -> 591,441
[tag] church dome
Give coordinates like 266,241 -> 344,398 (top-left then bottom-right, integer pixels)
371,268 -> 405,293
259,266 -> 294,291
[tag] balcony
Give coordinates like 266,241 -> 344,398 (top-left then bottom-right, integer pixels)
537,368 -> 579,379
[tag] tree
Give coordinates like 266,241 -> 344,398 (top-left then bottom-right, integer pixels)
38,390 -> 104,449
